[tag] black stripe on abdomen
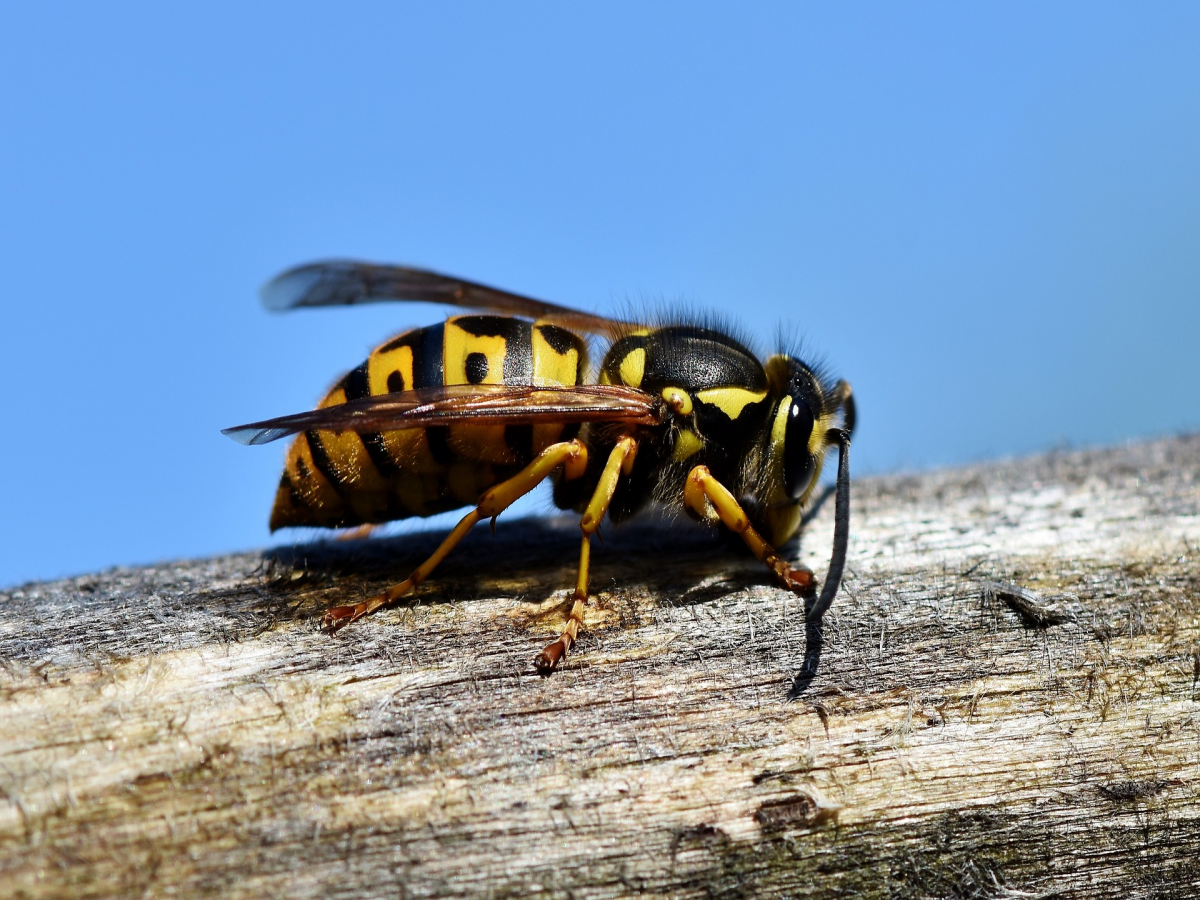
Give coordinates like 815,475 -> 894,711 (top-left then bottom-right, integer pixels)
304,431 -> 349,495
413,323 -> 455,464
504,423 -> 534,461
413,322 -> 445,389
279,472 -> 308,511
344,361 -> 403,477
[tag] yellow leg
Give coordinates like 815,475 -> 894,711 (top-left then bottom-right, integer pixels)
322,439 -> 589,632
535,435 -> 638,673
684,465 -> 816,595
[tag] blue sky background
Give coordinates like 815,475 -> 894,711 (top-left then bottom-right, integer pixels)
2,3 -> 1198,587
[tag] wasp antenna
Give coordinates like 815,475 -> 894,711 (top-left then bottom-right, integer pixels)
806,429 -> 850,624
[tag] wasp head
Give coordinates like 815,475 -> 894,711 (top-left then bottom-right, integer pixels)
758,355 -> 854,545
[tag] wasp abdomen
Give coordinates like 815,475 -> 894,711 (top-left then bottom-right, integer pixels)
270,316 -> 587,530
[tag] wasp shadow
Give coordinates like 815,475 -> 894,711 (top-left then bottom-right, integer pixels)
786,601 -> 826,700
247,511 -> 829,687
257,516 -> 585,620
255,512 -> 789,617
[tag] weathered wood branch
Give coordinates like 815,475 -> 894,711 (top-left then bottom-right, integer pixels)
2,436 -> 1199,899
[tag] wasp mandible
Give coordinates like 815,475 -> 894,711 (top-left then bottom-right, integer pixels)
224,261 -> 854,673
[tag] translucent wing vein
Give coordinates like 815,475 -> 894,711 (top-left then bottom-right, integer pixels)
261,260 -> 630,336
223,384 -> 665,446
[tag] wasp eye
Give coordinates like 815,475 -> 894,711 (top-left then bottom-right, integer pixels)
783,400 -> 816,500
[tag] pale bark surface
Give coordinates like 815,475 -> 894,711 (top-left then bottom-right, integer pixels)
2,436 -> 1199,899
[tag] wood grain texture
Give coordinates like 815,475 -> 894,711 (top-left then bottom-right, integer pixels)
2,436 -> 1199,899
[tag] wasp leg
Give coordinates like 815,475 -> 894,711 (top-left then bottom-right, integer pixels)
322,439 -> 589,632
683,465 -> 817,596
336,523 -> 379,542
535,435 -> 638,674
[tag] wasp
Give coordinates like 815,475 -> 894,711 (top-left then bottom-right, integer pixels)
224,261 -> 854,673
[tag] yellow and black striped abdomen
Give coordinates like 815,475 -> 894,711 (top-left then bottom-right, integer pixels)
269,315 -> 586,530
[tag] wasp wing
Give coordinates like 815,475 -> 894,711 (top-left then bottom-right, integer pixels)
261,260 -> 630,337
223,383 -> 665,446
